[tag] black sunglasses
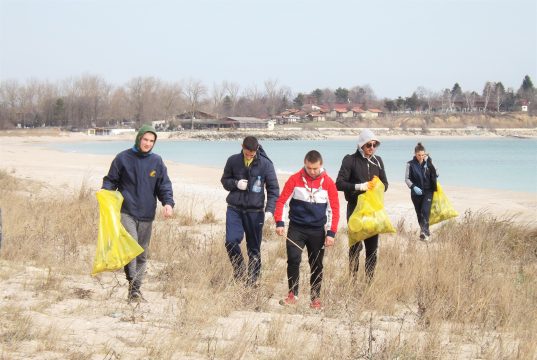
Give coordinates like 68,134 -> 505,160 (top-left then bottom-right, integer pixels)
365,142 -> 379,149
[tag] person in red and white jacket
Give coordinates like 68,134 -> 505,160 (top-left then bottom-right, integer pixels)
274,150 -> 340,310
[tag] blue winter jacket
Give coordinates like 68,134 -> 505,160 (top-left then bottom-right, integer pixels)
102,148 -> 175,221
405,156 -> 438,192
220,146 -> 280,213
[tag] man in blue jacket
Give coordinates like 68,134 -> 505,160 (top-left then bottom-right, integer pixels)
102,124 -> 174,301
221,136 -> 279,286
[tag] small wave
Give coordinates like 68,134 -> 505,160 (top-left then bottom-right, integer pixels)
276,168 -> 293,175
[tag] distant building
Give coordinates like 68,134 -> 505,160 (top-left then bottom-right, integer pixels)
307,112 -> 327,122
224,117 -> 273,129
176,118 -> 234,130
362,109 -> 384,118
176,111 -> 217,120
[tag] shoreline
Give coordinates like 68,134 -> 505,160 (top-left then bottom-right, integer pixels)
1,126 -> 537,142
1,135 -> 535,226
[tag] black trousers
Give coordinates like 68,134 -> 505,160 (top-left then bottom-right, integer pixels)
286,222 -> 325,300
411,190 -> 433,236
347,202 -> 378,280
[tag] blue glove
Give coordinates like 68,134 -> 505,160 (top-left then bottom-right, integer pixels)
413,186 -> 423,195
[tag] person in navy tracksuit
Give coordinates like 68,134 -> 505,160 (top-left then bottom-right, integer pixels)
102,124 -> 175,301
405,142 -> 438,241
220,136 -> 279,286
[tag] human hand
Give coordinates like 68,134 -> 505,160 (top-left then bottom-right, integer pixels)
324,236 -> 335,247
276,227 -> 285,236
237,179 -> 248,190
163,204 -> 173,219
413,186 -> 423,195
264,212 -> 273,222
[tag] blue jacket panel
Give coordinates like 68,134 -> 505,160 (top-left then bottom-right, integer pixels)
405,156 -> 438,192
221,147 -> 280,213
102,148 -> 175,221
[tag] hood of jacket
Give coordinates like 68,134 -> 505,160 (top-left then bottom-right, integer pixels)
357,128 -> 380,149
256,145 -> 273,164
134,124 -> 158,152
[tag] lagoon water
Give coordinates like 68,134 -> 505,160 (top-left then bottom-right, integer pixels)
52,137 -> 537,193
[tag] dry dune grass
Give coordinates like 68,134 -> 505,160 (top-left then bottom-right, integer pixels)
1,169 -> 536,359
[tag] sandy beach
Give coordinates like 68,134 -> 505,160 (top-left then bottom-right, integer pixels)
1,133 -> 535,227
1,132 -> 536,358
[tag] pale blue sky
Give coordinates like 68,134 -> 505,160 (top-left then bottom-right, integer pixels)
1,0 -> 535,98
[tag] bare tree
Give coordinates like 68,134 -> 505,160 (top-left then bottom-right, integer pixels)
223,81 -> 240,115
0,80 -> 22,128
210,82 -> 226,119
108,87 -> 129,126
463,91 -> 477,112
349,85 -> 377,108
415,86 -> 435,112
482,81 -> 496,112
126,77 -> 160,127
158,82 -> 183,121
441,89 -> 452,112
494,82 -> 505,112
182,79 -> 207,129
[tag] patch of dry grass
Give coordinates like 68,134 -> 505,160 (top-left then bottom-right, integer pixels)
0,171 -> 536,359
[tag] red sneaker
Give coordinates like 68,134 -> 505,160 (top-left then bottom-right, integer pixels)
279,291 -> 298,306
310,298 -> 322,310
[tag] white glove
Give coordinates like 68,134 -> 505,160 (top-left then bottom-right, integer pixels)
264,212 -> 273,222
354,182 -> 369,191
237,179 -> 248,190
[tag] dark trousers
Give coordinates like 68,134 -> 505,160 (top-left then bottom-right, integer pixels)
347,203 -> 378,280
411,190 -> 433,236
286,222 -> 325,300
120,213 -> 153,295
225,206 -> 264,285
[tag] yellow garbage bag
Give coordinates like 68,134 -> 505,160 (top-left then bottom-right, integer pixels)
91,189 -> 144,276
348,177 -> 396,246
429,182 -> 458,225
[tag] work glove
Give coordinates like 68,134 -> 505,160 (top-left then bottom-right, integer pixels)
237,179 -> 248,190
355,181 -> 373,191
413,186 -> 423,195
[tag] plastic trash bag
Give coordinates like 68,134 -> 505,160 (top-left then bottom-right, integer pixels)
348,177 -> 396,246
91,189 -> 144,276
429,182 -> 458,225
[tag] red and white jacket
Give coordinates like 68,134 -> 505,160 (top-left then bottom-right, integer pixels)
274,168 -> 340,237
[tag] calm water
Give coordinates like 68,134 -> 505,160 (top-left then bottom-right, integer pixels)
52,138 -> 537,193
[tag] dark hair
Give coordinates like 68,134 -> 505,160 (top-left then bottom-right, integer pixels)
242,136 -> 259,151
414,142 -> 425,153
304,150 -> 323,164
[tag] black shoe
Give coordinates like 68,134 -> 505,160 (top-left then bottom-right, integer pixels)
128,291 -> 147,303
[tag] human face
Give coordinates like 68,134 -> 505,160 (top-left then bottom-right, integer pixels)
415,150 -> 426,164
242,148 -> 257,160
140,132 -> 156,153
362,141 -> 378,157
304,160 -> 322,179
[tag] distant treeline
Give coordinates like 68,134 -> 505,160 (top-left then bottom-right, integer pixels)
0,75 -> 534,130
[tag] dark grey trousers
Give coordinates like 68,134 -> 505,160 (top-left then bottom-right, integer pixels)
120,212 -> 153,294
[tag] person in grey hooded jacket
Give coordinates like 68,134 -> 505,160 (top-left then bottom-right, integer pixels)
336,129 -> 388,281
